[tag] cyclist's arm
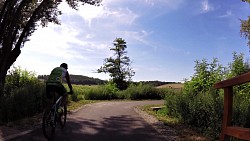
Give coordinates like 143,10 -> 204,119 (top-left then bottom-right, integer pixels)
65,71 -> 73,93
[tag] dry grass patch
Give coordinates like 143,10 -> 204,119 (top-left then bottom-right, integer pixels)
156,83 -> 184,90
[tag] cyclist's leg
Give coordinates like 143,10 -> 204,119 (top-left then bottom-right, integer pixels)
61,93 -> 68,107
55,83 -> 67,107
45,84 -> 56,108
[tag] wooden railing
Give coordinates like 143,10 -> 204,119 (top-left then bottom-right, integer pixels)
214,72 -> 250,141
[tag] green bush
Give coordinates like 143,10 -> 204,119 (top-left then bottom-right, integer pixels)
72,82 -> 119,100
164,53 -> 250,140
69,85 -> 91,101
69,83 -> 164,101
0,66 -> 47,123
85,86 -> 117,100
164,89 -> 182,118
232,85 -> 250,128
165,89 -> 224,139
122,83 -> 163,100
0,80 -> 46,123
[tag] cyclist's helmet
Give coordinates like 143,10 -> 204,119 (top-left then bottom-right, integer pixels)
60,63 -> 68,69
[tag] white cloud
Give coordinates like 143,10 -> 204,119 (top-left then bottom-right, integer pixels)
24,25 -> 87,60
60,1 -> 138,27
201,0 -> 214,13
115,30 -> 152,44
106,8 -> 138,25
85,34 -> 95,39
218,10 -> 233,18
144,0 -> 184,10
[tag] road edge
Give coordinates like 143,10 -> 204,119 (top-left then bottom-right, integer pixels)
134,106 -> 179,141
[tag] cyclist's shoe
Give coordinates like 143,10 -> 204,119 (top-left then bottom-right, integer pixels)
57,107 -> 64,115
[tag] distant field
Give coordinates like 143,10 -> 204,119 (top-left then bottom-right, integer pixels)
156,83 -> 184,89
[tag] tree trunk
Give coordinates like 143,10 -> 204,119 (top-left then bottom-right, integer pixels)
0,47 -> 21,97
0,72 -> 6,96
0,61 -> 8,97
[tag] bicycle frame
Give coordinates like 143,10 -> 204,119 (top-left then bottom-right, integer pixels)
42,93 -> 67,140
50,95 -> 63,126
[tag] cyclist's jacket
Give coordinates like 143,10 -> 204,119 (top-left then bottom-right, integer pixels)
47,67 -> 67,85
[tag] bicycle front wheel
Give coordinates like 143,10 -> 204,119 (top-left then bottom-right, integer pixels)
59,105 -> 67,128
42,109 -> 55,140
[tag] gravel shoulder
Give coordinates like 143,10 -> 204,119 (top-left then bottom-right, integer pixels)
134,107 -> 179,141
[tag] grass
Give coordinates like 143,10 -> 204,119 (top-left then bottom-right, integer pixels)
142,104 -> 180,126
156,83 -> 184,90
140,104 -> 212,141
67,100 -> 100,112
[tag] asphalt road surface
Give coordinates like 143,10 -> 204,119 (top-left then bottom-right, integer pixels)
8,100 -> 165,141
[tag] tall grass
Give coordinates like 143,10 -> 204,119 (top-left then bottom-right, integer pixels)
163,86 -> 250,140
0,67 -> 47,123
70,82 -> 119,100
71,83 -> 164,101
0,71 -> 165,123
120,83 -> 164,100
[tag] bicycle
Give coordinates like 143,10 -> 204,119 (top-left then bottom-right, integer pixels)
42,92 -> 68,140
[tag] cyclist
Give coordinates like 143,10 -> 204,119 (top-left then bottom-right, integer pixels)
46,63 -> 73,113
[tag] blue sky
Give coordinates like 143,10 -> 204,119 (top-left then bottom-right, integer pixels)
15,0 -> 250,82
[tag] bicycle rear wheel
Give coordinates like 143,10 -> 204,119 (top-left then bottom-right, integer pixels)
59,105 -> 67,128
42,109 -> 55,140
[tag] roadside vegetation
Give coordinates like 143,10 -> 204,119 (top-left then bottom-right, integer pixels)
157,52 -> 250,141
1,52 -> 250,141
0,68 -> 164,124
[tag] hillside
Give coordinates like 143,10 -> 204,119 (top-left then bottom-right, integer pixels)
38,75 -> 180,86
137,81 -> 181,87
156,83 -> 184,89
38,74 -> 107,85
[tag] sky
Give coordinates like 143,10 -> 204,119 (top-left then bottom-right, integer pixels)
15,0 -> 250,82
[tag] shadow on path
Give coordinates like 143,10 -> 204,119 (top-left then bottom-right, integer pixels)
8,114 -> 165,141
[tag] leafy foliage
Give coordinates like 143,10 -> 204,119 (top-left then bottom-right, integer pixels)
4,66 -> 38,96
0,66 -> 46,123
165,53 -> 250,140
227,52 -> 249,78
240,0 -> 250,47
68,82 -> 164,101
0,0 -> 101,96
97,38 -> 135,90
184,58 -> 225,95
120,83 -> 163,100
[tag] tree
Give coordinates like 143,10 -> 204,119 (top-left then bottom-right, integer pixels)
227,52 -> 248,78
0,0 -> 101,96
240,0 -> 250,47
184,58 -> 225,95
97,38 -> 135,90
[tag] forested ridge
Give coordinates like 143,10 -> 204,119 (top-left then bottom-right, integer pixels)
38,74 -> 107,85
38,74 -> 179,86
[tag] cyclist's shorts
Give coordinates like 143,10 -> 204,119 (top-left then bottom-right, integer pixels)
46,83 -> 66,99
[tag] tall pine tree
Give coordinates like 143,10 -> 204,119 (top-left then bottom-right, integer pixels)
98,38 -> 135,90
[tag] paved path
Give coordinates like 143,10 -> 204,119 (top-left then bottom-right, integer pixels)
4,100 -> 166,141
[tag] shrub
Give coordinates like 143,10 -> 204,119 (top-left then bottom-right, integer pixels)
165,89 -> 224,139
121,83 -> 163,100
0,80 -> 46,122
0,66 -> 47,123
80,82 -> 119,100
70,83 -> 164,101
